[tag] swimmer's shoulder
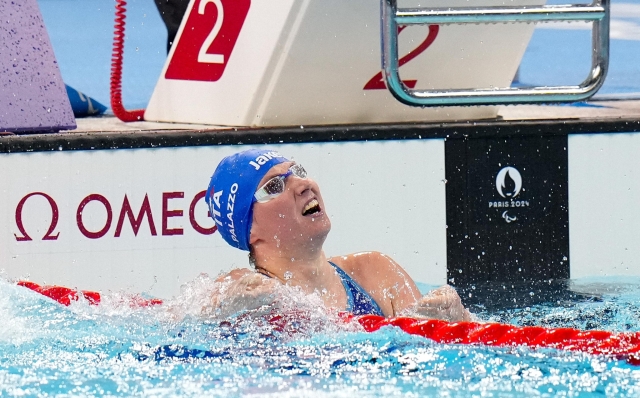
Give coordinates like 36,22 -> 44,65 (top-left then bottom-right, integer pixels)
329,251 -> 419,291
214,268 -> 255,283
328,251 -> 391,281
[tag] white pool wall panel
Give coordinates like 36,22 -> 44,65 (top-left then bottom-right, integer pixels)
569,133 -> 640,278
0,140 -> 447,297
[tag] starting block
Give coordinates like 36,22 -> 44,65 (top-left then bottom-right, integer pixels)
0,0 -> 75,133
145,0 -> 543,127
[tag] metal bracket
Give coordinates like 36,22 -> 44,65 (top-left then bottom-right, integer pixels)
381,0 -> 610,106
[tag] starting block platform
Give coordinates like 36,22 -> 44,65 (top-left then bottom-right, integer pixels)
144,0 -> 543,126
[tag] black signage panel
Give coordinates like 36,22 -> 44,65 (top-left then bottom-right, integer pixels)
445,135 -> 569,286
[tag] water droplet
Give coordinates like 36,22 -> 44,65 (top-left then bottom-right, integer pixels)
283,271 -> 293,280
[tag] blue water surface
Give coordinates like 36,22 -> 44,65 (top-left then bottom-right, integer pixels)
3,276 -> 640,397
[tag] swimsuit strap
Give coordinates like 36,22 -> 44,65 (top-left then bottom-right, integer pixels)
328,261 -> 384,316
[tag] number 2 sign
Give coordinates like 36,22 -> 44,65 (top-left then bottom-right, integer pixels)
165,0 -> 251,82
364,25 -> 439,90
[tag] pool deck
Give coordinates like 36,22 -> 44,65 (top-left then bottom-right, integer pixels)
56,98 -> 640,133
1,99 -> 640,152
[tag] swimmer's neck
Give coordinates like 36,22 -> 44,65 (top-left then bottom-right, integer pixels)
254,250 -> 338,293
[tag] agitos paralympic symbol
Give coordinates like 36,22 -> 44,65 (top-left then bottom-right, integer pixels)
13,191 -> 217,241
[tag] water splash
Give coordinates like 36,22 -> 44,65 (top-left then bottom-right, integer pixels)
3,276 -> 640,396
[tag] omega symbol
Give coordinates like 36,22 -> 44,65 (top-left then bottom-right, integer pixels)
14,192 -> 60,241
496,166 -> 522,198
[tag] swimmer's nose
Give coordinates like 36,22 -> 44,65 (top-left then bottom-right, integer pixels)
292,177 -> 314,197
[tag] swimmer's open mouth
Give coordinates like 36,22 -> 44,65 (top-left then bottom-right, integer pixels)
302,199 -> 321,216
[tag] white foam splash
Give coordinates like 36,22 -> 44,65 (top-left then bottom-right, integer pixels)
156,271 -> 362,337
0,279 -> 40,345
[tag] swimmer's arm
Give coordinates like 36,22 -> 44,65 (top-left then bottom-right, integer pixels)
336,252 -> 473,321
209,269 -> 279,318
368,253 -> 473,321
332,251 -> 422,317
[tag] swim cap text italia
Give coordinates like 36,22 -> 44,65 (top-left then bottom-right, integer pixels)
206,149 -> 289,250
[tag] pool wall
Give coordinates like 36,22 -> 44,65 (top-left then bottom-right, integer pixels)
569,133 -> 640,279
1,120 -> 639,297
0,138 -> 446,296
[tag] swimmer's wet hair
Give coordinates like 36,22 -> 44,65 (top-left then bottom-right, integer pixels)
248,249 -> 257,269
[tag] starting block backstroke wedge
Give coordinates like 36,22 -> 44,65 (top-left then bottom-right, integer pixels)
0,0 -> 75,133
145,0 -> 543,127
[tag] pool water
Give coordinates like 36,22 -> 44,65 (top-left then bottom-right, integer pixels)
2,276 -> 640,397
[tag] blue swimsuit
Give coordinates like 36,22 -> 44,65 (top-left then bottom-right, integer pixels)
328,261 -> 384,316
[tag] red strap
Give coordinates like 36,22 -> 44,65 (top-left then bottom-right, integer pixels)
16,280 -> 640,364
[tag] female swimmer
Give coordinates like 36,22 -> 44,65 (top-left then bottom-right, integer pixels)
205,149 -> 472,321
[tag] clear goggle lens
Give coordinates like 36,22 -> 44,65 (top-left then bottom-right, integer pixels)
254,164 -> 307,203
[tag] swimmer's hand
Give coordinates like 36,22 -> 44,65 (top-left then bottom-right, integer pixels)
211,269 -> 280,318
413,285 -> 473,322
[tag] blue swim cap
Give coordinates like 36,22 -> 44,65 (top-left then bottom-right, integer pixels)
206,149 -> 289,251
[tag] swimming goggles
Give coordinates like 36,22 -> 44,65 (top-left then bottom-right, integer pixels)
254,164 -> 307,203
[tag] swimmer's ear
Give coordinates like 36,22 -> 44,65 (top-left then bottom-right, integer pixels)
248,220 -> 264,247
249,231 -> 261,246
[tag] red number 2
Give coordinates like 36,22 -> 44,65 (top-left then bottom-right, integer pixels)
364,25 -> 439,90
165,0 -> 251,82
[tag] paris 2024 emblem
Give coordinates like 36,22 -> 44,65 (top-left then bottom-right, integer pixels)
490,166 -> 530,223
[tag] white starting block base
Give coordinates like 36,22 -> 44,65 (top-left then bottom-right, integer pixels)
145,0 -> 542,127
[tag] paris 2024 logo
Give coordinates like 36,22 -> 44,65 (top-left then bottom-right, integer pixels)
490,166 -> 530,223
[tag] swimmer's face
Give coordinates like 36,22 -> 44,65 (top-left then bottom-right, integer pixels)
250,162 -> 331,252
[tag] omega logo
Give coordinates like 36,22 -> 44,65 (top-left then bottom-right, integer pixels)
14,192 -> 60,241
14,190 -> 216,241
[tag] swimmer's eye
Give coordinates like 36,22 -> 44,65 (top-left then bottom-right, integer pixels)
254,164 -> 307,203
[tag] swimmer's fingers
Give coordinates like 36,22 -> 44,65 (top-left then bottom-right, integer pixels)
234,272 -> 279,293
214,273 -> 279,318
414,286 -> 473,322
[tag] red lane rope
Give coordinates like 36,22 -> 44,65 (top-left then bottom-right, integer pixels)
18,281 -> 640,365
17,281 -> 162,308
111,0 -> 145,122
355,315 -> 640,365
